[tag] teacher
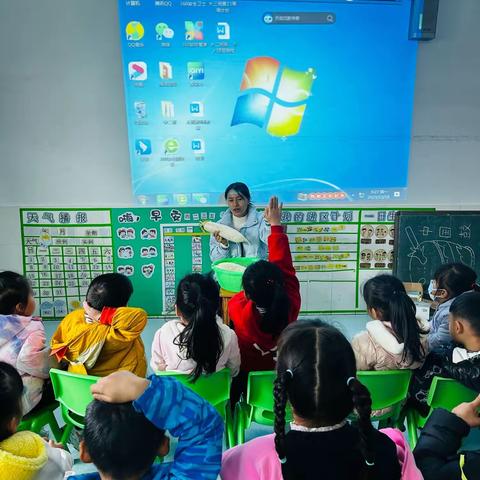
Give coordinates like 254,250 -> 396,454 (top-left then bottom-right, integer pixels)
210,182 -> 270,262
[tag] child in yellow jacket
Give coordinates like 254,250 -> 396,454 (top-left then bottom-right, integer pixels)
0,361 -> 73,480
51,273 -> 147,377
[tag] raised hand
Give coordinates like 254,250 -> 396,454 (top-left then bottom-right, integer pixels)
264,196 -> 283,227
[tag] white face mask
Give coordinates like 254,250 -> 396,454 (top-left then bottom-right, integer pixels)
427,280 -> 436,301
428,280 -> 446,301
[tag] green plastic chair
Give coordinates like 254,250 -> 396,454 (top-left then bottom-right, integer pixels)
407,376 -> 477,448
50,369 -> 99,445
18,402 -> 62,442
156,369 -> 234,448
357,370 -> 412,427
234,371 -> 293,446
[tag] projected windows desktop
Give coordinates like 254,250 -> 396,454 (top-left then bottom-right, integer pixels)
118,0 -> 417,205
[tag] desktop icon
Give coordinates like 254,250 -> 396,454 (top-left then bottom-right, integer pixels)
128,62 -> 147,81
134,101 -> 147,119
185,20 -> 204,40
135,139 -> 152,155
125,21 -> 145,41
191,139 -> 205,155
217,22 -> 230,40
187,62 -> 204,80
161,101 -> 175,118
155,22 -> 174,40
159,62 -> 173,79
163,138 -> 180,155
189,101 -> 204,116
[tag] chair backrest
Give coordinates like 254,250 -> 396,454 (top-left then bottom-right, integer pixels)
50,368 -> 99,428
357,370 -> 412,419
247,371 -> 292,425
428,376 -> 477,411
156,369 -> 231,418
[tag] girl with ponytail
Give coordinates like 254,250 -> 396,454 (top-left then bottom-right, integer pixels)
228,196 -> 300,391
352,274 -> 429,371
150,273 -> 240,381
222,320 -> 421,479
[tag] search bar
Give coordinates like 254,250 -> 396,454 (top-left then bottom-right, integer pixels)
263,12 -> 336,25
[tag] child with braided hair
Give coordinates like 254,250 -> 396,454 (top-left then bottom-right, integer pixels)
222,320 -> 422,480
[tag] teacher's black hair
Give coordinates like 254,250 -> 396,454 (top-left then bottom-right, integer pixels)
224,182 -> 251,202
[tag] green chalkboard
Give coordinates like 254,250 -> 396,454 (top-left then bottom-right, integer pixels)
393,211 -> 480,291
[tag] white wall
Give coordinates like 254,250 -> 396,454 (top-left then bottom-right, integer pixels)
0,0 -> 479,273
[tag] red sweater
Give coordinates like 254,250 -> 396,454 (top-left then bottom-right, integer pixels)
228,225 -> 301,372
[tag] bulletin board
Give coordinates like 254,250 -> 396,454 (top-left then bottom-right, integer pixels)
20,207 -> 424,319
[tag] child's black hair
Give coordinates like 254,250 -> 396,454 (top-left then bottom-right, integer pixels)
0,271 -> 31,315
174,273 -> 223,381
274,320 -> 376,480
242,260 -> 290,337
434,263 -> 479,299
83,400 -> 165,480
85,273 -> 133,311
0,361 -> 24,441
450,291 -> 480,336
224,182 -> 251,202
363,274 -> 426,365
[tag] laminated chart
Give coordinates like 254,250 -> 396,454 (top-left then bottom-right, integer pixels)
112,207 -> 221,315
20,209 -> 113,318
20,207 -> 421,318
284,209 -> 399,313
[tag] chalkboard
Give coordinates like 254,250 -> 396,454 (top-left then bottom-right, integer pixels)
393,211 -> 480,291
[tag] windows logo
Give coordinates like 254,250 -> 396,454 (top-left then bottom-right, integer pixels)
231,57 -> 315,137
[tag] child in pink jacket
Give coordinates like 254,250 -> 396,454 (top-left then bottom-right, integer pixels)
0,272 -> 51,413
221,320 -> 423,480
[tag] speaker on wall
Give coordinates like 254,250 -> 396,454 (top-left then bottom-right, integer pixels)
409,0 -> 440,40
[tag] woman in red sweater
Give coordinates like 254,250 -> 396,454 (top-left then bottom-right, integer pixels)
228,196 -> 301,374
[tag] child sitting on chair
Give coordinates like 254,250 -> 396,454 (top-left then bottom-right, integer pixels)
68,370 -> 223,480
150,272 -> 240,380
51,273 -> 147,377
410,291 -> 480,412
0,271 -> 51,414
0,361 -> 72,479
352,274 -> 429,371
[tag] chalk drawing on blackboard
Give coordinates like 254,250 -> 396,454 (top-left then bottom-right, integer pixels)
459,225 -> 472,239
405,226 -> 476,283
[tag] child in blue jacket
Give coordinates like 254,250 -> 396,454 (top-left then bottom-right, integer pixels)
68,371 -> 223,480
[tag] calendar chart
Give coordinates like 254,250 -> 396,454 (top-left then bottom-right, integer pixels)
21,209 -> 114,318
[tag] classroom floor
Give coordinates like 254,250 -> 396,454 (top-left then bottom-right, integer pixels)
43,314 -> 370,474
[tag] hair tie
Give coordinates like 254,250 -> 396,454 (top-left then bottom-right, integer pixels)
279,456 -> 287,464
286,369 -> 294,379
365,459 -> 375,467
346,376 -> 356,387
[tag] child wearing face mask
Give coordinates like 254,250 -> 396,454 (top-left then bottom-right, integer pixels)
427,263 -> 479,353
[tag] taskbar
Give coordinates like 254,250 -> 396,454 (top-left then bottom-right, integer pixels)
134,188 -> 407,206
